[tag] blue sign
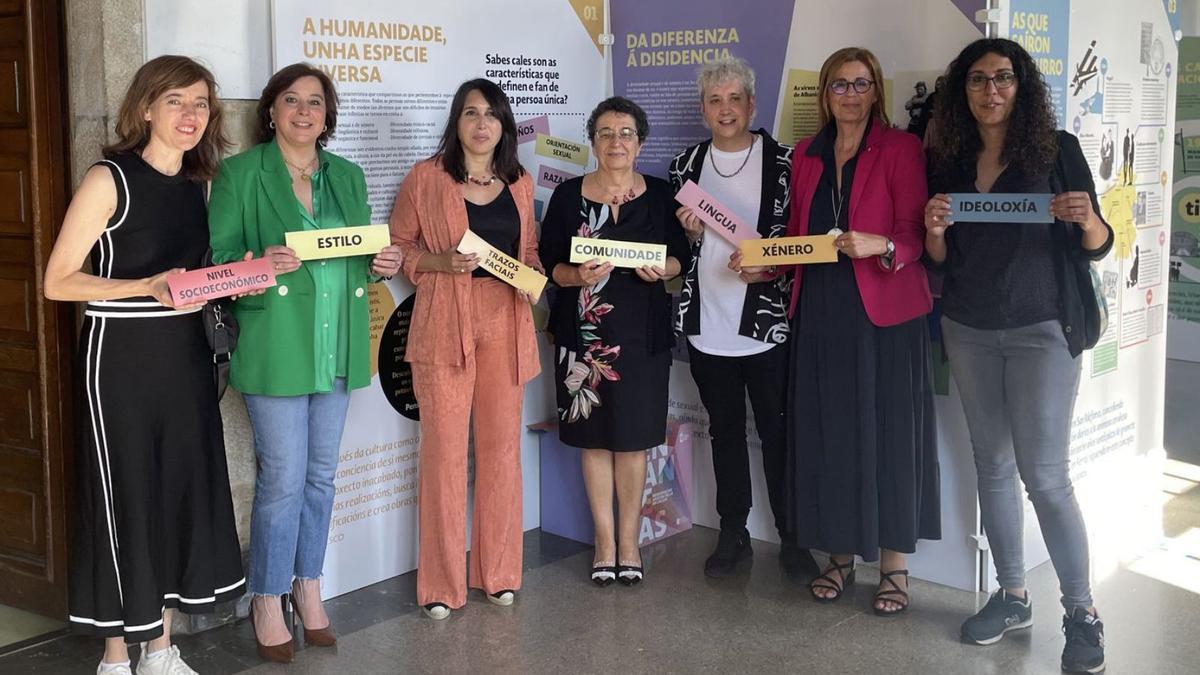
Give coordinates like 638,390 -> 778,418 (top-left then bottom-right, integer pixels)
1010,0 -> 1070,129
949,193 -> 1054,223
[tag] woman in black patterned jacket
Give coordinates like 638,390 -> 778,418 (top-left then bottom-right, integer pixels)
667,57 -> 816,581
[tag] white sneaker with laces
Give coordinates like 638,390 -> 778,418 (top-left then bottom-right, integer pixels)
97,661 -> 133,675
135,645 -> 197,675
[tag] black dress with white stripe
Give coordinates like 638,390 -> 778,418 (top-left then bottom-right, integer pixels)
69,152 -> 245,643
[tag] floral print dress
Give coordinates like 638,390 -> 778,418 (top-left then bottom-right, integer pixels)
540,176 -> 687,452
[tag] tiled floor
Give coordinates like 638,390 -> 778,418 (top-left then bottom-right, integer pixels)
2,517 -> 1198,674
0,606 -> 65,655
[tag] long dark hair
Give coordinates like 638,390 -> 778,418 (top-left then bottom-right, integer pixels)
436,79 -> 524,184
256,63 -> 340,146
103,55 -> 229,181
928,38 -> 1058,185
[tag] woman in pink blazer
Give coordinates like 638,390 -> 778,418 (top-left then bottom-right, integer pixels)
389,78 -> 541,620
739,47 -> 939,615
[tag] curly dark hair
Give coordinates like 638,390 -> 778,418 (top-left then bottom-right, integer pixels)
585,96 -> 649,142
928,38 -> 1058,186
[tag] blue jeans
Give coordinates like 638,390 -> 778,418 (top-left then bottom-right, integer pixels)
941,318 -> 1093,611
244,378 -> 350,596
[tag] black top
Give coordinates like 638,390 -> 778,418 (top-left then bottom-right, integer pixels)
938,166 -> 1060,329
92,152 -> 208,297
465,185 -> 520,278
928,131 -> 1115,355
807,120 -> 866,236
539,175 -> 691,354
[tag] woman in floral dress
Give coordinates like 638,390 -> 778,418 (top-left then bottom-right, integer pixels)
540,97 -> 690,586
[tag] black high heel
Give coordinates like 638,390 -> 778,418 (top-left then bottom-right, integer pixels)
591,562 -> 617,587
617,561 -> 643,586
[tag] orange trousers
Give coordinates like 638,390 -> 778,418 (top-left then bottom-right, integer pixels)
412,278 -> 524,608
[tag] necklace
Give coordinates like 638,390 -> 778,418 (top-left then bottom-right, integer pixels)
828,180 -> 848,237
283,156 -> 318,182
708,136 -> 756,179
468,174 -> 496,186
608,187 -> 637,205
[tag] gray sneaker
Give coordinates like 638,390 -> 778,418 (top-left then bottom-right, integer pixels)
1061,607 -> 1105,673
960,589 -> 1033,645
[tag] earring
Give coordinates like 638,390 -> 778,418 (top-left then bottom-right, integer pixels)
322,125 -> 328,133
269,120 -> 276,129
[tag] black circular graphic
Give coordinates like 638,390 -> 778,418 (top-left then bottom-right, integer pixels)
378,293 -> 419,420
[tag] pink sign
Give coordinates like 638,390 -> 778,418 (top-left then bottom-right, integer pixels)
674,179 -> 759,244
537,164 -> 578,191
516,115 -> 551,144
168,257 -> 276,306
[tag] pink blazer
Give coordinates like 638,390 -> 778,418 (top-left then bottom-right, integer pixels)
389,158 -> 542,385
786,121 -> 932,327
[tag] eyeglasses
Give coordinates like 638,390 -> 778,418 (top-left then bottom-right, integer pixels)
966,72 -> 1017,91
595,127 -> 639,144
828,78 -> 875,95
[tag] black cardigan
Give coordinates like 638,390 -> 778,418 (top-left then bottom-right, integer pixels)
539,175 -> 692,355
930,131 -> 1114,356
666,129 -> 793,344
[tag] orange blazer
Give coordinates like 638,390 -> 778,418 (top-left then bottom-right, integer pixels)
389,158 -> 542,385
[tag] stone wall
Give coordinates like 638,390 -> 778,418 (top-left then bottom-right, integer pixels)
64,0 -> 263,628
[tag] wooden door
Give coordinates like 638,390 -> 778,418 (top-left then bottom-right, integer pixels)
0,0 -> 74,618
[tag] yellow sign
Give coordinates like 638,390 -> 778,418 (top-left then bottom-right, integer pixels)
285,224 -> 390,261
535,133 -> 590,167
569,236 -> 667,269
738,235 -> 838,266
457,230 -> 548,300
569,0 -> 605,56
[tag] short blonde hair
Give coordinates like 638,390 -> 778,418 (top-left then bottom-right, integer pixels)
817,47 -> 890,128
696,56 -> 756,102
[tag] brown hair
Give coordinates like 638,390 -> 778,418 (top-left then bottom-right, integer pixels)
817,47 -> 890,128
256,63 -> 340,146
103,55 -> 229,181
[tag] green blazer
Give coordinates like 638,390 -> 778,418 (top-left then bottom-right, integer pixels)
208,140 -> 373,396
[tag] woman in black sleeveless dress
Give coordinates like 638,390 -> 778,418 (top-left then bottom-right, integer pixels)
43,56 -> 244,675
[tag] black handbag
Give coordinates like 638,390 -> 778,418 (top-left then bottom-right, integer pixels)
200,249 -> 239,399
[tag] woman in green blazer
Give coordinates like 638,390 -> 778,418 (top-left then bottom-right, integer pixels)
208,63 -> 402,663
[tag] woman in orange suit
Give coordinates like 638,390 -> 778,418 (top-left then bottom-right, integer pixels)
389,78 -> 541,620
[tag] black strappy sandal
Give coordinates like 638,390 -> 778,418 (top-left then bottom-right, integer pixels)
873,569 -> 910,617
810,558 -> 856,603
591,562 -> 617,587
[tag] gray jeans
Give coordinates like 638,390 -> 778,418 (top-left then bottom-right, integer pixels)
941,318 -> 1093,611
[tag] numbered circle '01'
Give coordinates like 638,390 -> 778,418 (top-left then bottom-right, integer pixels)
378,293 -> 419,420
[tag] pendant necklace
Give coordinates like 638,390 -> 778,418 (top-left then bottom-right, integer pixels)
284,157 -> 317,182
828,181 -> 846,237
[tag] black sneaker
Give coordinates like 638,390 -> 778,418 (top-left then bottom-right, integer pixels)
1061,607 -> 1105,673
779,538 -> 820,581
960,589 -> 1033,645
704,528 -> 752,578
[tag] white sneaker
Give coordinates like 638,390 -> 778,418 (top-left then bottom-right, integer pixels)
97,661 -> 133,675
135,645 -> 197,675
422,603 -> 451,620
486,590 -> 515,607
